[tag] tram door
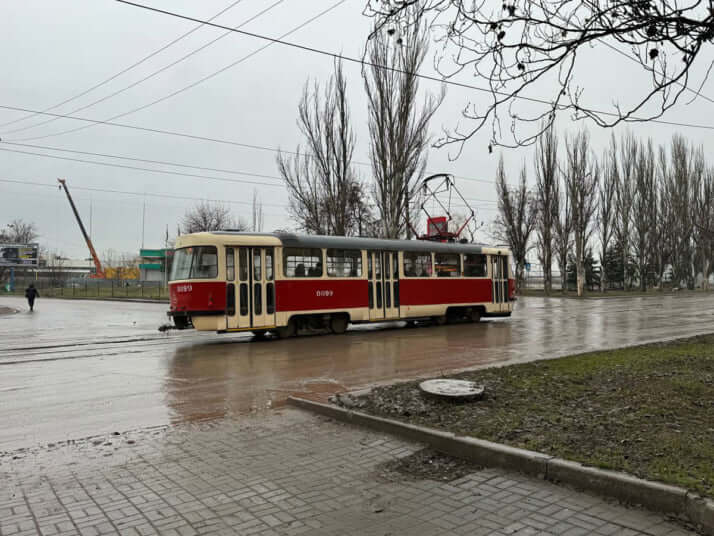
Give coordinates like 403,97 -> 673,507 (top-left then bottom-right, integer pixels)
368,251 -> 399,321
491,254 -> 509,313
226,247 -> 275,330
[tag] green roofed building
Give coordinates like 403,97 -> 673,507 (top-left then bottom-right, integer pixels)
139,248 -> 172,282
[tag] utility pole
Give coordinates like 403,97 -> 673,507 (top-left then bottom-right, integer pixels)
141,200 -> 146,249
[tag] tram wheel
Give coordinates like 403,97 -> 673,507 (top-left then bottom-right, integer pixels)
432,315 -> 447,326
274,319 -> 297,339
173,316 -> 190,330
470,309 -> 482,323
329,315 -> 348,335
252,330 -> 268,338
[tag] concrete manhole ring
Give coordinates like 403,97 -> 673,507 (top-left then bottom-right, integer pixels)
419,379 -> 484,400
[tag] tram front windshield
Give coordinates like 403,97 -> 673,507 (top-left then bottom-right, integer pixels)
170,246 -> 218,280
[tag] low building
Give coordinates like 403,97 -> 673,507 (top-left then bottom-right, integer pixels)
139,248 -> 170,282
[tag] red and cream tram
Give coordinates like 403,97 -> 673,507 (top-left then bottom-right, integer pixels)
168,232 -> 515,337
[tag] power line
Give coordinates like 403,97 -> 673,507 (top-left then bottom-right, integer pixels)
1,141 -> 285,181
11,0 -> 346,143
0,142 -> 499,204
0,109 -> 496,185
0,0 -> 245,131
4,0 -> 287,137
0,147 -> 285,188
0,177 -> 287,208
112,0 -> 714,133
0,177 -> 499,211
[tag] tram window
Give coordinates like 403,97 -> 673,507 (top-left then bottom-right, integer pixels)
374,253 -> 382,278
266,283 -> 275,314
170,247 -> 193,280
368,254 -> 373,279
239,284 -> 248,315
403,252 -> 432,277
170,246 -> 218,280
266,250 -> 274,281
254,284 -> 262,315
393,253 -> 398,279
463,254 -> 487,277
284,248 -> 322,277
239,249 -> 248,281
253,251 -> 262,281
327,249 -> 362,277
435,253 -> 460,277
226,249 -> 235,281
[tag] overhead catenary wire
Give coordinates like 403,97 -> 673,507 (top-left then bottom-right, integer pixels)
111,0 -> 714,133
0,146 -> 285,188
0,102 -> 500,186
0,177 -> 499,211
3,0 -> 288,137
0,0 -> 246,131
10,0 -> 347,143
2,141 -> 286,180
0,142 -> 499,204
0,177 -> 287,208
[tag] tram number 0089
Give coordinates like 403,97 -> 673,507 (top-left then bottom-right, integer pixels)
315,290 -> 334,297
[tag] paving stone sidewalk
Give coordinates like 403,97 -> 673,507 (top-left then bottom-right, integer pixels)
0,409 -> 695,536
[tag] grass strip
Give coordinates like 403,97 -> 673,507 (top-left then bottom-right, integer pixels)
355,335 -> 714,498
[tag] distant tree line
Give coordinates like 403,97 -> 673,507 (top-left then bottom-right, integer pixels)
494,129 -> 714,295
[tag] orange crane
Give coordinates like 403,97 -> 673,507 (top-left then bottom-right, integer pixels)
57,178 -> 106,278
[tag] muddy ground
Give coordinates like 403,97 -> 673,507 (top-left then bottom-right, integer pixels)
344,335 -> 714,498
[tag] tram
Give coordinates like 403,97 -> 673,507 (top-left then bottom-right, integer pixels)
167,231 -> 514,337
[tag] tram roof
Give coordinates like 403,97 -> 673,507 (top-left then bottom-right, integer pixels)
205,231 -> 510,255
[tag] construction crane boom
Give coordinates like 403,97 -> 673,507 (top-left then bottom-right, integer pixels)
57,178 -> 105,278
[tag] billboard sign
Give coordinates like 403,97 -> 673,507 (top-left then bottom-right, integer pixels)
0,243 -> 39,267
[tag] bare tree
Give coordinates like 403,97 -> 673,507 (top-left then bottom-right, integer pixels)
631,139 -> 658,291
493,157 -> 537,290
665,135 -> 698,289
366,0 -> 714,148
598,136 -> 618,292
533,124 -> 558,294
0,219 -> 39,282
45,251 -> 67,287
251,190 -> 264,233
364,12 -> 444,238
565,130 -> 599,297
1,219 -> 38,244
615,133 -> 636,289
656,146 -> 674,286
553,176 -> 572,292
180,201 -> 243,234
277,59 -> 365,236
693,167 -> 714,288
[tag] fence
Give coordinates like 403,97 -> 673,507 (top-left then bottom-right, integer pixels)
3,276 -> 168,301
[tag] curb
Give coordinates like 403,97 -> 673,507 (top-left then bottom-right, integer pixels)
288,396 -> 714,535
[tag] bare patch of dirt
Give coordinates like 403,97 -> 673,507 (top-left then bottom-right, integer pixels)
376,448 -> 482,483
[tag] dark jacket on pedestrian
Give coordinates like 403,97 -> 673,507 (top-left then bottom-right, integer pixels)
25,285 -> 39,300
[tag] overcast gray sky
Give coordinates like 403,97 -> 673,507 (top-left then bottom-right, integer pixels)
2,0 -> 714,260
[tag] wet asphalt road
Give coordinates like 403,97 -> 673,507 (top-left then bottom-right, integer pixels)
1,293 -> 713,451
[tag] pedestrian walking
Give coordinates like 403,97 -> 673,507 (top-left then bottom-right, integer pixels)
25,284 -> 39,311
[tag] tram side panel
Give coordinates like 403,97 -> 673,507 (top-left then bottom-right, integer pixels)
399,277 -> 495,318
274,278 -> 369,326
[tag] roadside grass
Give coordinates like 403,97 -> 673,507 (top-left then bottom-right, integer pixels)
519,288 -> 712,298
2,287 -> 168,301
356,335 -> 714,498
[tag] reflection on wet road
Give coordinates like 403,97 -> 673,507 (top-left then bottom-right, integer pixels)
1,294 -> 713,450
